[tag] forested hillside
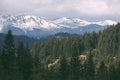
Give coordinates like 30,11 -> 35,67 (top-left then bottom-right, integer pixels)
31,31 -> 99,61
0,34 -> 49,49
0,23 -> 120,80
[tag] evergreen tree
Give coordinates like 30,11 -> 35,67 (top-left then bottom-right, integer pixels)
16,42 -> 33,80
0,55 -> 5,80
34,52 -> 41,73
3,30 -> 15,54
86,51 -> 95,80
16,42 -> 26,80
59,55 -> 68,80
96,61 -> 108,80
1,30 -> 16,80
113,61 -> 120,80
70,53 -> 81,80
32,52 -> 44,80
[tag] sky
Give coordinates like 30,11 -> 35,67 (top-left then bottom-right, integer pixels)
0,0 -> 120,21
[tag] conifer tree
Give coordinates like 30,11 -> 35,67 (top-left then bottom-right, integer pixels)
86,51 -> 95,80
16,42 -> 33,80
96,61 -> 108,80
0,55 -> 4,80
1,30 -> 16,80
32,52 -> 44,80
59,55 -> 68,80
70,53 -> 81,80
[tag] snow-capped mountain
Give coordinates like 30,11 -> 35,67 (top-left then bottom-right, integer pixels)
0,15 -> 57,31
93,20 -> 117,26
52,17 -> 91,28
0,15 -> 118,37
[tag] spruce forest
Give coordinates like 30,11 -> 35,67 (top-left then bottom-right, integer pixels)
1,23 -> 120,80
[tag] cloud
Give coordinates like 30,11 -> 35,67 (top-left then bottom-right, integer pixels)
0,0 -> 120,21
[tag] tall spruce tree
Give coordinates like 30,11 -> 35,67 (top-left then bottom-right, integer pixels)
16,42 -> 26,80
16,42 -> 33,80
32,51 -> 44,80
1,30 -> 16,80
86,51 -> 95,80
59,55 -> 68,80
70,53 -> 81,80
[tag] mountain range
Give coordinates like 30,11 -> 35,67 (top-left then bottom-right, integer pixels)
0,15 -> 117,37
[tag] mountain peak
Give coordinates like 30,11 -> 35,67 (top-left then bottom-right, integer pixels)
94,20 -> 117,26
0,15 -> 118,37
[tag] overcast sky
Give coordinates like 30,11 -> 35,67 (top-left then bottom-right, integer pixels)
0,0 -> 120,21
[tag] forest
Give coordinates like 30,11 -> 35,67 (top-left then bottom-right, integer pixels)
0,23 -> 120,80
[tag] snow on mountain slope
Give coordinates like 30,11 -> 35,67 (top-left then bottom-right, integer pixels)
0,15 -> 58,31
52,17 -> 91,28
72,18 -> 91,26
0,15 -> 118,37
93,20 -> 117,26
